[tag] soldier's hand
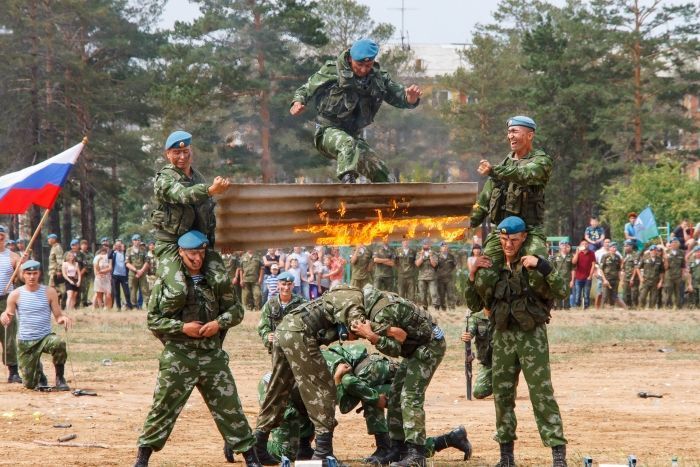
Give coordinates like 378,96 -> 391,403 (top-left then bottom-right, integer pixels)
199,320 -> 221,337
57,315 -> 73,331
461,331 -> 472,342
290,101 -> 305,116
386,326 -> 407,344
350,320 -> 374,339
469,255 -> 492,279
183,321 -> 204,337
477,159 -> 492,176
405,85 -> 422,104
208,176 -> 231,196
0,312 -> 10,327
333,363 -> 352,385
521,255 -> 539,269
376,394 -> 388,409
267,332 -> 276,343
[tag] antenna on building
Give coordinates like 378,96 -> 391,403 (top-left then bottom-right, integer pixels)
389,0 -> 416,50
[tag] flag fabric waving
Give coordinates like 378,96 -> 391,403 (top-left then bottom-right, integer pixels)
633,207 -> 659,244
0,141 -> 84,215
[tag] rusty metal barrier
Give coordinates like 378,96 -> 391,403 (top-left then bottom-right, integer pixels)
215,182 -> 478,251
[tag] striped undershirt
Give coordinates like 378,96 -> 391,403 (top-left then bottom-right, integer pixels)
17,285 -> 52,341
0,249 -> 14,295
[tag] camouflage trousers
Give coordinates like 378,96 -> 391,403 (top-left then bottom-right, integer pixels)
129,273 -> 149,308
639,282 -> 661,308
601,279 -> 620,305
268,414 -> 314,461
373,275 -> 395,293
436,277 -> 455,309
475,226 -> 547,307
416,279 -> 438,309
256,334 -> 337,435
351,277 -> 372,290
0,296 -> 18,366
664,277 -> 684,308
397,276 -> 416,302
138,342 -> 254,452
492,324 -> 566,447
18,333 -> 67,389
473,362 -> 493,399
153,241 -> 228,314
387,337 -> 446,445
241,282 -> 262,311
623,280 -> 640,308
314,126 -> 392,182
79,274 -> 92,306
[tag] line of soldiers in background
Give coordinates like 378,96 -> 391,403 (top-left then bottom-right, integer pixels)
222,237 -> 480,314
549,237 -> 700,310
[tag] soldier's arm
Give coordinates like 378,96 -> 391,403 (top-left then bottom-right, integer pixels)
154,170 -> 211,205
470,178 -> 493,229
381,72 -> 420,109
291,62 -> 337,105
257,303 -> 274,350
490,152 -> 553,186
464,278 -> 485,313
339,373 -> 381,406
147,279 -> 187,335
530,257 -> 568,300
0,289 -> 19,325
429,252 -> 438,268
216,280 -> 244,329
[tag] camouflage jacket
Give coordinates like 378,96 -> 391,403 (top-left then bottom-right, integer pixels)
416,249 -> 438,281
689,259 -> 700,287
48,243 -> 64,275
470,149 -> 553,228
552,253 -> 573,281
665,249 -> 685,279
599,252 -> 622,281
351,247 -> 373,281
292,50 -> 419,135
467,310 -> 492,366
148,271 -> 243,349
257,293 -> 306,351
623,252 -> 640,281
372,245 -> 395,279
640,256 -> 664,285
126,246 -> 148,274
240,252 -> 262,283
151,164 -> 216,246
436,252 -> 457,279
395,247 -> 417,277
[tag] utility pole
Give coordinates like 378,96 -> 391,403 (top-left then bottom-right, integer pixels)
389,0 -> 416,50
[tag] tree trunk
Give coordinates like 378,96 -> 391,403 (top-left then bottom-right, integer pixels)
252,4 -> 274,182
61,187 -> 72,243
111,156 -> 119,240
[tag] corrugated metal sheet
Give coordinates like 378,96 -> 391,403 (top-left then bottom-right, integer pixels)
215,182 -> 478,251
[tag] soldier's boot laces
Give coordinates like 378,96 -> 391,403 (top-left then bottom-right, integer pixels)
340,172 -> 358,184
433,425 -> 472,461
389,442 -> 426,467
242,446 -> 263,467
552,445 -> 567,467
296,435 -> 315,461
253,431 -> 279,466
55,364 -> 70,391
362,432 -> 391,465
7,365 -> 22,384
224,442 -> 235,463
133,446 -> 152,467
494,441 -> 515,467
375,439 -> 405,465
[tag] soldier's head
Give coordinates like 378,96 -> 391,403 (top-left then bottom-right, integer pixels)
21,260 -> 42,287
609,242 -> 618,254
421,238 -> 432,250
101,237 -> 111,248
623,240 -> 634,253
559,240 -> 570,254
80,239 -> 89,252
177,230 -> 208,275
440,242 -> 449,254
16,238 -> 26,250
401,237 -> 410,248
131,234 -> 141,247
506,116 -> 536,156
277,271 -> 294,300
497,216 -> 527,261
164,130 -> 193,172
649,245 -> 659,256
148,240 -> 155,251
0,226 -> 6,249
70,239 -> 79,252
349,39 -> 378,78
47,233 -> 59,246
670,237 -> 680,250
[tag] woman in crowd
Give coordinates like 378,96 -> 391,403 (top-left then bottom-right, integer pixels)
93,246 -> 113,310
61,251 -> 82,309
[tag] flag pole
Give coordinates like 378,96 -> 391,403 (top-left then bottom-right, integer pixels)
4,208 -> 52,293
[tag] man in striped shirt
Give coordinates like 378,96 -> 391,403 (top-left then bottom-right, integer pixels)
0,225 -> 22,383
0,260 -> 73,390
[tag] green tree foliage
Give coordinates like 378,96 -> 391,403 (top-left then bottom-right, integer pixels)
316,0 -> 394,55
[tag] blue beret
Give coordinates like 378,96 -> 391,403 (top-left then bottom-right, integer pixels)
609,241 -> 618,248
100,237 -> 110,243
507,115 -> 537,131
177,230 -> 208,249
6,239 -> 15,245
70,239 -> 79,246
624,240 -> 634,246
350,39 -> 379,61
559,240 -> 570,245
670,237 -> 680,243
131,234 -> 141,241
47,233 -> 58,240
165,130 -> 192,150
21,260 -> 41,271
497,216 -> 527,235
0,225 -> 6,233
277,271 -> 294,282
648,245 -> 658,251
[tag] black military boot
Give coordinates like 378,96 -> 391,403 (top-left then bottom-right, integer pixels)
296,434 -> 315,461
38,371 -> 48,388
311,432 -> 347,466
362,432 -> 392,465
133,446 -> 152,467
253,430 -> 279,466
432,425 -> 472,460
389,442 -> 426,467
242,446 -> 263,467
224,442 -> 235,463
552,445 -> 567,467
7,365 -> 22,384
340,172 -> 357,184
55,364 -> 70,391
376,439 -> 405,465
495,441 -> 515,467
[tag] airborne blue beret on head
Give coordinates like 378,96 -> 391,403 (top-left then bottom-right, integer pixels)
350,39 -> 379,61
47,233 -> 58,240
21,260 -> 41,271
165,130 -> 192,150
177,230 -> 208,249
624,239 -> 634,246
70,239 -> 79,246
497,216 -> 527,235
277,271 -> 295,283
507,115 -> 537,131
131,234 -> 141,241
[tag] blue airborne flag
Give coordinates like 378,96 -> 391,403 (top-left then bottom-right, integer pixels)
633,207 -> 659,243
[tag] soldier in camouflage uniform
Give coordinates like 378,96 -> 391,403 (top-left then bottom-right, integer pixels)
290,39 -> 421,183
133,231 -> 260,467
639,246 -> 664,309
468,116 -> 552,311
622,240 -> 641,309
257,272 -> 306,353
238,249 -> 263,311
415,239 -> 438,311
350,244 -> 373,289
551,241 -> 573,309
372,241 -> 396,292
461,310 -> 493,399
395,238 -> 417,301
663,237 -> 687,309
126,234 -> 150,309
0,226 -> 22,383
145,241 -> 157,298
688,246 -> 700,308
150,130 -> 230,314
47,234 -> 64,304
225,252 -> 242,302
599,242 -> 624,308
465,216 -> 568,467
79,239 -> 94,307
350,284 -> 446,467
436,242 -> 457,311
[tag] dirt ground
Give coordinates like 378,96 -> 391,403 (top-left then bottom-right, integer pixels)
1,307 -> 699,466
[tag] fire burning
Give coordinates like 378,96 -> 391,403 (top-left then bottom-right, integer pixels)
295,198 -> 469,246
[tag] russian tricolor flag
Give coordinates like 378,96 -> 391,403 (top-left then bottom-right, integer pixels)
0,141 -> 85,215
